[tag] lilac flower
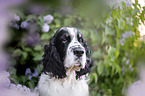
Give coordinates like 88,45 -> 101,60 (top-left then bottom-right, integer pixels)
9,84 -> 17,89
25,33 -> 40,46
25,68 -> 32,76
124,0 -> 133,7
122,31 -> 131,38
0,71 -> 10,88
112,0 -> 133,9
32,68 -> 38,77
10,23 -> 19,29
126,59 -> 130,65
34,87 -> 38,93
28,75 -> 32,80
14,14 -> 20,21
131,22 -> 133,26
130,68 -> 134,72
121,66 -> 125,72
120,39 -> 124,46
21,21 -> 29,29
23,85 -> 30,92
41,23 -> 50,32
43,15 -> 54,24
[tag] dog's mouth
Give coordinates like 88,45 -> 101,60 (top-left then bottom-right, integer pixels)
66,62 -> 82,71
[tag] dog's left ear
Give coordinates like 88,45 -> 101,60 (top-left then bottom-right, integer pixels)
42,35 -> 66,79
76,40 -> 93,79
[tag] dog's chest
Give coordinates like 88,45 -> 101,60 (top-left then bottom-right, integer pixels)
38,73 -> 89,96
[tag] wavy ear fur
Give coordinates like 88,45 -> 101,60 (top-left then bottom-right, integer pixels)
43,37 -> 66,79
76,40 -> 93,79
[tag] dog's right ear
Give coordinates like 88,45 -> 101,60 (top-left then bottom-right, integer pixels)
42,36 -> 66,79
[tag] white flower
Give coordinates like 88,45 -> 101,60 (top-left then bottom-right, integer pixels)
21,21 -> 29,29
43,15 -> 54,24
14,14 -> 20,21
41,23 -> 50,32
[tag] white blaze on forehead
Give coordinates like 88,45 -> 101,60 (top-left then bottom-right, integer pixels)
66,27 -> 78,41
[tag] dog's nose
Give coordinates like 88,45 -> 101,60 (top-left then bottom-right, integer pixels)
73,48 -> 84,57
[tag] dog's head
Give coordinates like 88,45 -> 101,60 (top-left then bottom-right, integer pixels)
43,27 -> 93,79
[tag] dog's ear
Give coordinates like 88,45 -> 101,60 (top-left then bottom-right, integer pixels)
76,40 -> 93,79
43,37 -> 66,79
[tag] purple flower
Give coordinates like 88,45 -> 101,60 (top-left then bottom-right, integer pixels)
14,14 -> 20,21
122,31 -> 131,38
34,87 -> 38,93
28,75 -> 32,80
43,15 -> 54,24
124,0 -> 133,7
131,22 -> 133,26
120,39 -> 124,46
41,23 -> 50,32
25,33 -> 40,46
10,23 -> 19,29
0,71 -> 10,88
25,68 -> 32,76
32,68 -> 38,77
126,59 -> 130,65
21,21 -> 29,29
130,68 -> 134,72
23,85 -> 30,92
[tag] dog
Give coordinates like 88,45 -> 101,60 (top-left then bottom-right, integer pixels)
38,27 -> 93,96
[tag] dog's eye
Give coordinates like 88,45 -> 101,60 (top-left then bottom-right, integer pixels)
79,38 -> 83,43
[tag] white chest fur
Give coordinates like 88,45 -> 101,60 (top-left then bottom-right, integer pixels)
38,72 -> 89,96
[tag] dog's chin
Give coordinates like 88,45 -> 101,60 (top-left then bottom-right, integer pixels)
66,62 -> 84,72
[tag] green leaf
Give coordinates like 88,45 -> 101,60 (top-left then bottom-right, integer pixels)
132,8 -> 139,16
34,45 -> 43,51
64,18 -> 72,26
108,46 -> 115,56
54,19 -> 61,25
9,74 -> 19,85
92,73 -> 98,83
28,81 -> 35,89
12,49 -> 22,57
26,15 -> 36,21
92,50 -> 102,59
33,53 -> 42,61
97,63 -> 104,75
105,26 -> 114,35
22,52 -> 28,60
40,33 -> 51,40
115,49 -> 119,58
135,0 -> 138,4
8,68 -> 16,75
37,64 -> 43,74
25,47 -> 33,52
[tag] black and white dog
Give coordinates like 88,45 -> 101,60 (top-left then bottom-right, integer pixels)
38,27 -> 93,96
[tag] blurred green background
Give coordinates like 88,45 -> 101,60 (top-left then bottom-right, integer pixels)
6,0 -> 145,96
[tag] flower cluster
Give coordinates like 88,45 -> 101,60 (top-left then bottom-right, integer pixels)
41,15 -> 54,32
110,0 -> 133,9
9,14 -> 20,29
9,13 -> 54,33
120,31 -> 135,46
25,68 -> 39,80
0,71 -> 10,88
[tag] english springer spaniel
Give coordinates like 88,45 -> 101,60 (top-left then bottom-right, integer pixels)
38,27 -> 93,96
